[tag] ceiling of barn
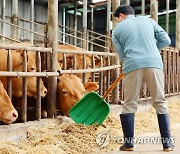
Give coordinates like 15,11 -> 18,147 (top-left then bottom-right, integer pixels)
24,0 -> 176,15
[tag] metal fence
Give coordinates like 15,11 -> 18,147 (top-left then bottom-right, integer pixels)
0,16 -> 180,124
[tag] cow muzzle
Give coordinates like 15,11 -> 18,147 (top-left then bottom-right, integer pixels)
3,109 -> 18,124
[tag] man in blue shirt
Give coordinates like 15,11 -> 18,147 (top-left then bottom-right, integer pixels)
112,4 -> 173,152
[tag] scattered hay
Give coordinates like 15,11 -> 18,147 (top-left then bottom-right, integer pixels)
0,97 -> 179,154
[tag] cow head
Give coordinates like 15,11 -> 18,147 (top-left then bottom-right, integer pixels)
0,81 -> 18,124
57,74 -> 99,116
26,51 -> 47,98
10,51 -> 47,98
7,43 -> 47,98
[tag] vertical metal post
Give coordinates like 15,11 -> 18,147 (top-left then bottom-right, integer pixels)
42,24 -> 48,72
176,0 -> 180,49
36,51 -> 41,120
7,49 -> 12,100
126,0 -> 130,5
91,55 -> 95,82
30,0 -> 34,44
99,56 -> 103,96
22,51 -> 27,122
106,56 -> 110,102
83,54 -> 86,83
62,8 -> 66,43
74,1 -> 77,46
111,0 -> 120,104
90,6 -> 94,51
1,0 -> 5,43
83,0 -> 87,49
150,0 -> 158,23
165,0 -> 169,34
106,0 -> 111,52
11,0 -> 18,40
47,0 -> 58,118
141,0 -> 145,15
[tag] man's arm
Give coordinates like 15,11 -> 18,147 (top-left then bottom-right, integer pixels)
112,31 -> 124,62
151,19 -> 171,49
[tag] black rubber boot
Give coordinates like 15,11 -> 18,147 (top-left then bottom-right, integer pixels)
157,114 -> 174,152
119,113 -> 134,151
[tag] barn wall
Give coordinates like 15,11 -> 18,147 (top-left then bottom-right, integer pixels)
0,0 -> 12,39
0,0 -> 65,43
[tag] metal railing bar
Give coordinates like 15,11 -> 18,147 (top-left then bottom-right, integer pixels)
0,44 -> 51,52
0,65 -> 120,77
0,19 -> 44,37
0,34 -> 21,43
58,30 -> 109,50
57,48 -> 116,56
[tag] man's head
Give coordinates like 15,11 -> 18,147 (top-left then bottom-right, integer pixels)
113,4 -> 135,22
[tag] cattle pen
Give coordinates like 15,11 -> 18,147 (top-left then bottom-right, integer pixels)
0,0 -> 180,153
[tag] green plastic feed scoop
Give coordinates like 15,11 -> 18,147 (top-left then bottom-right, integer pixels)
68,73 -> 124,126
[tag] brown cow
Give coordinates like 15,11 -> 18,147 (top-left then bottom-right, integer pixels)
25,51 -> 47,97
57,44 -> 100,82
12,42 -> 48,98
0,48 -> 47,98
57,74 -> 99,116
0,81 -> 18,124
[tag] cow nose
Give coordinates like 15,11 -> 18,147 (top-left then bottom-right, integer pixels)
10,110 -> 18,122
44,90 -> 48,95
41,89 -> 48,98
12,110 -> 18,119
13,112 -> 17,118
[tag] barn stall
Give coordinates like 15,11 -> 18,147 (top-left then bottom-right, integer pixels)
0,0 -> 180,153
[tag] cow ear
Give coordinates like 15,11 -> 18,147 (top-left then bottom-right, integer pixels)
0,81 -> 3,91
83,82 -> 99,93
58,58 -> 63,66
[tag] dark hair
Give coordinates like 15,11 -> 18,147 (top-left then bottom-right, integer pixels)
113,4 -> 135,17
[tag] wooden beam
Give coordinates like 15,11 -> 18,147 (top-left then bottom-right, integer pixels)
112,0 -> 120,29
47,0 -> 58,118
150,0 -> 158,22
141,0 -> 145,15
166,0 -> 169,34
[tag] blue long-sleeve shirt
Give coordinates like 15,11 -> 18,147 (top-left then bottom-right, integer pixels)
112,15 -> 171,74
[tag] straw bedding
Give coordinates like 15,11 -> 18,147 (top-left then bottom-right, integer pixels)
0,97 -> 179,154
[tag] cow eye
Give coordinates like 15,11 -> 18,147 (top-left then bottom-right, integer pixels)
82,91 -> 85,96
62,90 -> 67,94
